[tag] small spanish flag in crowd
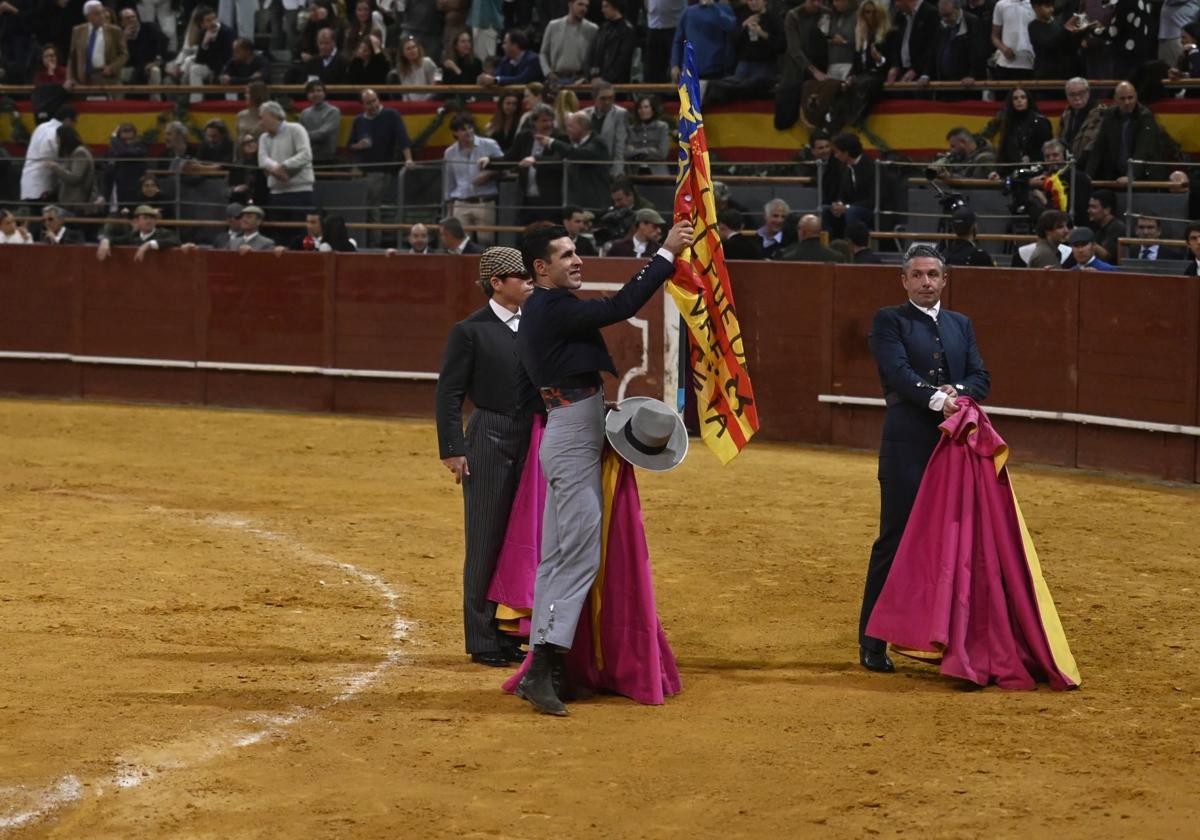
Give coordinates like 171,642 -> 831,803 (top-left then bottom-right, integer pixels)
1044,170 -> 1069,213
669,42 -> 760,464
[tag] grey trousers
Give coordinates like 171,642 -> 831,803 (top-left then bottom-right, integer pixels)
462,408 -> 533,654
531,392 -> 606,650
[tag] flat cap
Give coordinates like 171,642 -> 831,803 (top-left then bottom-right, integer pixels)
478,246 -> 528,282
1067,227 -> 1094,244
635,208 -> 666,225
133,204 -> 161,217
239,204 -> 265,218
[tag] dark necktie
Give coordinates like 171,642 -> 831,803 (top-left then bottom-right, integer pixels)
1140,246 -> 1152,259
86,26 -> 99,75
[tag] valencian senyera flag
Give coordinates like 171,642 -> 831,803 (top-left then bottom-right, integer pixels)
669,41 -> 760,464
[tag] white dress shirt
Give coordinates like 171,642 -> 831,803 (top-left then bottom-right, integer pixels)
489,298 -> 521,332
19,118 -> 62,200
442,136 -> 503,202
90,25 -> 107,72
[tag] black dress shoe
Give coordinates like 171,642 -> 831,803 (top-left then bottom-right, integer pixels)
500,645 -> 527,664
471,651 -> 510,668
860,648 -> 895,673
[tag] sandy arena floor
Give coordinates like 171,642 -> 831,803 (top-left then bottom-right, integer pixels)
0,398 -> 1197,839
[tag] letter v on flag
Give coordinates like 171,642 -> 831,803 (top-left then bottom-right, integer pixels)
669,41 -> 760,465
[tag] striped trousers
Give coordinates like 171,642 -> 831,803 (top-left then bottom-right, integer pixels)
462,408 -> 534,654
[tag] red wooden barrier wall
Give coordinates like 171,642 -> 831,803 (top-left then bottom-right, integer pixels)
1,246 -> 1195,482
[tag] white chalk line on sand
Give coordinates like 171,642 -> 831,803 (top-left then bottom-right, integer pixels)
0,498 -> 413,833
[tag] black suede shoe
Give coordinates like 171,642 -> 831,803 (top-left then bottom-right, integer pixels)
471,651 -> 509,668
516,644 -> 568,716
860,647 -> 895,673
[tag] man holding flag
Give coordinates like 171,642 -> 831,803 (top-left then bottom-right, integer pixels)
515,220 -> 694,716
669,41 -> 760,464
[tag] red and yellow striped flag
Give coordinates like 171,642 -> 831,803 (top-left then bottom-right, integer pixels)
668,42 -> 760,464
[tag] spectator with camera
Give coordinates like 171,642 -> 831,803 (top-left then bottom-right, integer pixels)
931,127 -> 997,180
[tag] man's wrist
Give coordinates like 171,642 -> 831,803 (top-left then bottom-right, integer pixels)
655,246 -> 676,262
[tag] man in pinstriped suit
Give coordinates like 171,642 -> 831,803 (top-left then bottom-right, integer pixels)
436,248 -> 544,668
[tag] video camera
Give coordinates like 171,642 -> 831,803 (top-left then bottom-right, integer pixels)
1000,165 -> 1047,221
923,167 -> 968,215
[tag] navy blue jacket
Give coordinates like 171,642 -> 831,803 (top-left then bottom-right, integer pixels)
869,302 -> 990,453
519,253 -> 673,388
495,50 -> 544,86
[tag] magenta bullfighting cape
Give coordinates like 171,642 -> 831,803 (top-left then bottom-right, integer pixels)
492,419 -> 681,705
865,399 -> 1081,690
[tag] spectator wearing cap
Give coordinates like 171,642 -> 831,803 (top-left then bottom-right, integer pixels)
213,202 -> 244,248
96,205 -> 180,262
606,208 -> 665,258
846,221 -> 883,264
440,216 -> 483,254
257,101 -> 316,226
68,0 -> 129,86
435,246 -> 542,668
299,80 -> 342,166
941,207 -> 995,267
38,205 -> 85,245
1067,227 -> 1116,271
718,209 -> 764,260
1086,189 -> 1124,265
772,213 -> 839,262
232,204 -> 277,252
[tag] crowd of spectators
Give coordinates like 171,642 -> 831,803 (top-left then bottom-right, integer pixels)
3,0 -> 1200,268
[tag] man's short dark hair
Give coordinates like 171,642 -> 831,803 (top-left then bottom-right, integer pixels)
1186,221 -> 1200,239
809,129 -> 831,145
1091,189 -> 1117,213
439,216 -> 466,238
55,105 -> 78,123
520,224 -> 571,276
845,221 -> 870,247
946,126 -> 973,142
1135,214 -> 1161,229
233,37 -> 254,51
449,113 -> 476,132
610,177 -> 635,197
832,132 -> 863,157
504,29 -> 530,50
304,79 -> 325,96
718,209 -> 744,231
562,204 -> 583,220
1036,209 -> 1070,238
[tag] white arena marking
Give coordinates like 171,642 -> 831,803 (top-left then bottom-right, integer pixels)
0,498 -> 412,833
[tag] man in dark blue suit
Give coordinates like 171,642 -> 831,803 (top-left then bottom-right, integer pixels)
859,244 -> 990,673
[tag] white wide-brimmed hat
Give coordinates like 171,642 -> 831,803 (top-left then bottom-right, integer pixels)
604,397 -> 688,472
